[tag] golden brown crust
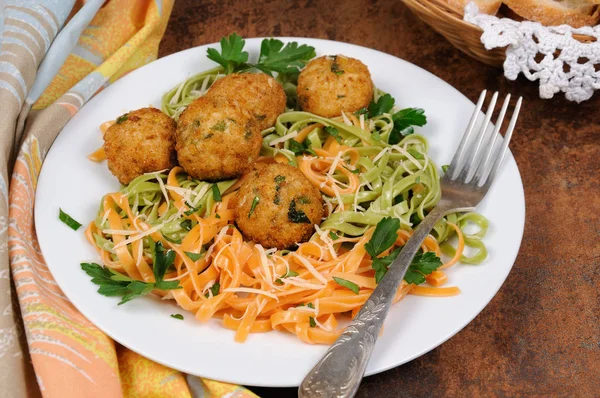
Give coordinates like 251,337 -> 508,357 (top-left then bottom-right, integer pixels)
234,163 -> 324,249
176,96 -> 262,181
207,73 -> 287,131
297,55 -> 373,118
104,107 -> 176,185
503,0 -> 600,27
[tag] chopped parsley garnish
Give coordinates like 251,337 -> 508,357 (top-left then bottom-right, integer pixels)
309,317 -> 316,327
211,120 -> 227,132
329,231 -> 339,240
365,218 -> 443,284
332,277 -> 360,294
368,93 -> 395,118
162,233 -> 181,244
248,196 -> 260,217
274,175 -> 285,204
215,213 -> 221,219
212,184 -> 222,202
297,196 -> 311,204
274,269 -> 299,285
325,125 -> 342,143
288,199 -> 310,223
390,108 -> 427,144
330,57 -> 344,75
184,204 -> 202,216
81,242 -> 180,305
354,108 -> 368,117
116,113 -> 128,124
184,251 -> 203,262
289,139 -> 316,156
171,314 -> 184,320
205,283 -> 220,298
442,165 -> 450,173
180,219 -> 192,231
207,33 -> 315,76
58,208 -> 82,231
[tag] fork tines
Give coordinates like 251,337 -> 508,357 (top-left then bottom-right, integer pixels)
446,90 -> 522,188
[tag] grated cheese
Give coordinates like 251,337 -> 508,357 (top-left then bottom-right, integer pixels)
224,287 -> 279,301
292,253 -> 328,285
269,130 -> 298,146
282,277 -> 326,290
341,111 -> 352,126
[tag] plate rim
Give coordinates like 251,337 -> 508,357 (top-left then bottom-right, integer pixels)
34,37 -> 526,387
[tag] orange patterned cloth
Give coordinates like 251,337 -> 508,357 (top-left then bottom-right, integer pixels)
2,1 -> 258,397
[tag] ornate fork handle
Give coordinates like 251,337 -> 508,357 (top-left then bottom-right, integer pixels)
298,204 -> 454,398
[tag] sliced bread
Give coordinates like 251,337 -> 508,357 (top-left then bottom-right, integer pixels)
503,0 -> 600,27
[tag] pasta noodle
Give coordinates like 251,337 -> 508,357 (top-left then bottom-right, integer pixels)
86,66 -> 490,344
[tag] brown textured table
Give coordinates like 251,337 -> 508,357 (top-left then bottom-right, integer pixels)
159,1 -> 600,397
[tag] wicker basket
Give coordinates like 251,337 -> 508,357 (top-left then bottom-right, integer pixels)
402,0 -> 596,68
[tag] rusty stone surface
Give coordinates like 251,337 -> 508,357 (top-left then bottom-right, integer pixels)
159,1 -> 600,397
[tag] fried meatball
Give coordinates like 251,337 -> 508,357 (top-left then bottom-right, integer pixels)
176,96 -> 262,181
104,107 -> 176,185
207,73 -> 286,131
297,55 -> 374,118
234,163 -> 324,249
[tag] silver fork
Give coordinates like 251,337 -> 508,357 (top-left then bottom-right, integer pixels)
298,90 -> 522,398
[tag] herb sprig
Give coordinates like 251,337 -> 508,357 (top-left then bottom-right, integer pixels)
207,33 -> 315,76
81,241 -> 180,305
365,217 -> 442,284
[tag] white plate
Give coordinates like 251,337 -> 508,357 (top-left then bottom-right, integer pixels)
35,38 -> 525,387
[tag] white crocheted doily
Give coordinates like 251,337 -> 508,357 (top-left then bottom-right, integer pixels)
464,3 -> 600,102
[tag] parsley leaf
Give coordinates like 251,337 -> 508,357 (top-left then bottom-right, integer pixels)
354,108 -> 368,117
288,199 -> 311,223
171,314 -> 184,320
309,317 -> 316,327
288,139 -> 315,156
390,108 -> 427,144
212,184 -> 222,202
184,204 -> 202,216
153,242 -> 174,284
329,231 -> 339,240
184,251 -> 203,262
368,93 -> 395,118
325,126 -> 342,143
256,39 -> 316,75
180,219 -> 193,231
274,269 -> 299,285
206,33 -> 249,74
58,208 -> 82,231
116,113 -> 128,124
442,165 -> 450,173
371,248 -> 443,285
403,252 -> 443,285
205,282 -> 220,298
364,217 -> 400,258
248,196 -> 260,218
372,247 -> 401,284
332,276 -> 360,294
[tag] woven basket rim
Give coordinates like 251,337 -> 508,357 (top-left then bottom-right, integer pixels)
404,0 -> 597,41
